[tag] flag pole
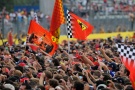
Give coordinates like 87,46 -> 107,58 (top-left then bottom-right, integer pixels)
64,24 -> 70,54
67,36 -> 70,54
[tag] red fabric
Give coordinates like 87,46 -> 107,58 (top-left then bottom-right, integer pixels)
50,0 -> 65,35
20,78 -> 29,83
93,61 -> 99,66
88,56 -> 94,61
28,20 -> 57,56
75,53 -> 81,59
50,0 -> 65,44
71,61 -> 80,65
29,44 -> 39,52
69,12 -> 94,40
7,31 -> 13,46
132,35 -> 135,38
130,72 -> 135,89
19,63 -> 26,67
121,56 -> 135,89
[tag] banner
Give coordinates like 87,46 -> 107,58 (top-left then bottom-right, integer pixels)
28,20 -> 57,56
50,0 -> 65,43
66,10 -> 94,40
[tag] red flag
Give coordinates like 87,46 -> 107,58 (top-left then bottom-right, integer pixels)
121,56 -> 135,89
116,44 -> 135,89
28,20 -> 57,56
130,71 -> 135,89
50,0 -> 65,43
28,44 -> 39,52
66,11 -> 94,40
7,31 -> 13,46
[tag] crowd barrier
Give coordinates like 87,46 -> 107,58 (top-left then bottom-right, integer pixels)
59,31 -> 134,43
0,31 -> 134,45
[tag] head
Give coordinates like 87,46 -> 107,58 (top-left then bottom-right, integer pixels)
49,79 -> 59,88
108,63 -> 116,71
45,71 -> 52,81
19,83 -> 31,90
72,80 -> 84,90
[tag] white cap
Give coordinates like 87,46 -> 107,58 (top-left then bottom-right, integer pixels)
4,84 -> 15,90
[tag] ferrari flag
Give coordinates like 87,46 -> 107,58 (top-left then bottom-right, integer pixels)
28,20 -> 57,56
66,10 -> 94,40
50,0 -> 65,43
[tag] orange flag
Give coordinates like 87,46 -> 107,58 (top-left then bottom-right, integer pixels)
28,20 -> 57,56
66,10 -> 94,40
7,31 -> 13,46
50,0 -> 65,43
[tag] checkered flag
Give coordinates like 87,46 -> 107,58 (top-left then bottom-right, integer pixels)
66,10 -> 73,38
116,43 -> 135,68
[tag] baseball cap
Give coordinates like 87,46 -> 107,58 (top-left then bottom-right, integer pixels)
19,62 -> 26,67
108,62 -> 116,71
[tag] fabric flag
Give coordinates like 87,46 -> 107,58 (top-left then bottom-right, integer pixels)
66,10 -> 94,40
28,20 -> 57,56
116,43 -> 135,89
28,44 -> 39,52
50,0 -> 65,43
7,31 -> 13,46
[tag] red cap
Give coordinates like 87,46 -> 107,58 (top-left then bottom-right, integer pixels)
19,63 -> 26,67
20,77 -> 29,83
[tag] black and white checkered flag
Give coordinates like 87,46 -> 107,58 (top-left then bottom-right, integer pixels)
116,43 -> 135,67
66,10 -> 73,38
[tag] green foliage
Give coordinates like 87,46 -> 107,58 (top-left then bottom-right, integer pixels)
0,0 -> 14,12
0,0 -> 39,12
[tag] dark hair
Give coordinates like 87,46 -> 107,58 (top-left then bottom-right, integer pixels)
45,71 -> 52,79
125,85 -> 134,90
73,81 -> 84,90
36,85 -> 45,90
49,79 -> 59,88
115,83 -> 124,90
74,64 -> 82,72
2,88 -> 11,90
102,74 -> 111,81
52,59 -> 60,66
21,83 -> 31,89
124,68 -> 130,76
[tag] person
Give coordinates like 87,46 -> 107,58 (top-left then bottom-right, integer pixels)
129,12 -> 135,30
72,81 -> 84,90
0,33 -> 135,90
7,28 -> 13,46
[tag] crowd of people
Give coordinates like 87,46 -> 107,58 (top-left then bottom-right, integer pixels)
0,32 -> 135,90
65,0 -> 135,16
0,9 -> 45,25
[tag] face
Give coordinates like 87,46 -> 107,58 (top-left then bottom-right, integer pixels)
19,85 -> 26,90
